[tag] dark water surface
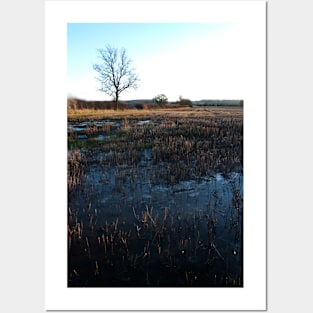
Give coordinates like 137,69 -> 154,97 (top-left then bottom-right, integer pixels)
68,148 -> 243,287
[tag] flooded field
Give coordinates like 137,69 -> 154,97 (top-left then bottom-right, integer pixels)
67,107 -> 243,287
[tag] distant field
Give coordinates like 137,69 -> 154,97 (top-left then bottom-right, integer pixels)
68,106 -> 243,122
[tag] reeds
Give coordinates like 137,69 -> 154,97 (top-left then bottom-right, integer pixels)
67,107 -> 243,287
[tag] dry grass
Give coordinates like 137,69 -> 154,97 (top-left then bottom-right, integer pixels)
68,106 -> 243,122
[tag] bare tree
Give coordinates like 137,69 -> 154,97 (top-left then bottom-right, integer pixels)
93,46 -> 139,110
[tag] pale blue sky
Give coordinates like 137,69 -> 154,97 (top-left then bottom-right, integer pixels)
67,23 -> 246,101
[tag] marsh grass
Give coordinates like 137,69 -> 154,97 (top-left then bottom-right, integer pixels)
68,106 -> 243,287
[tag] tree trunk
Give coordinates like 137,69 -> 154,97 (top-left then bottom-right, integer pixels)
115,92 -> 119,111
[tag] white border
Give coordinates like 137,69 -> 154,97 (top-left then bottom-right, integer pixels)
45,1 -> 266,310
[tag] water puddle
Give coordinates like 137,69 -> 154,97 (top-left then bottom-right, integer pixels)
68,119 -> 121,132
95,134 -> 107,141
76,134 -> 88,139
137,120 -> 151,125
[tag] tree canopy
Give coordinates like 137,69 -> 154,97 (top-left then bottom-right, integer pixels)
178,95 -> 192,107
153,94 -> 168,106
